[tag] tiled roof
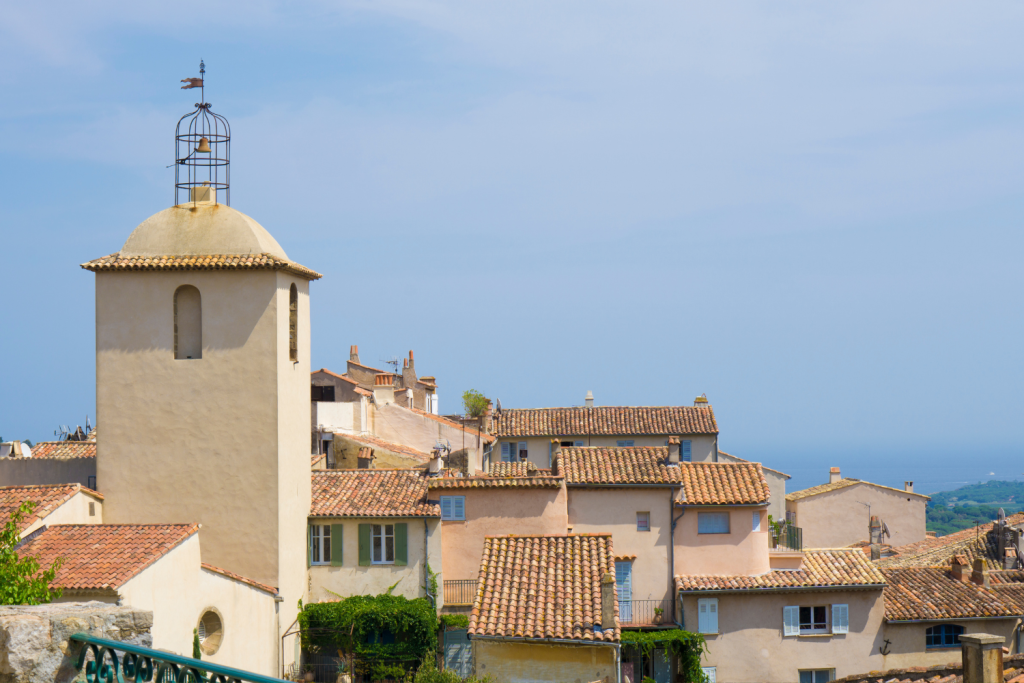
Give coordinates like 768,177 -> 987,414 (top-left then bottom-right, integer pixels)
313,368 -> 360,385
409,407 -> 495,443
333,433 -> 431,463
493,406 -> 717,438
787,478 -> 929,502
427,469 -> 563,489
988,570 -> 1024,613
30,441 -> 96,459
16,524 -> 199,591
1,484 -> 102,532
489,462 -> 537,477
879,514 -> 1024,570
82,253 -> 322,280
881,567 -> 1020,621
201,563 -> 277,595
470,534 -> 619,643
677,550 -> 886,592
716,450 -> 791,479
555,447 -> 770,505
310,470 -> 440,518
833,654 -> 1024,683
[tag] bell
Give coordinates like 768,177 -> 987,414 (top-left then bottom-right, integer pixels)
195,137 -> 212,153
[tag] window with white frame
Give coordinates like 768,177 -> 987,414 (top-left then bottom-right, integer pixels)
701,667 -> 716,683
501,442 -> 527,462
697,598 -> 718,634
798,670 -> 834,683
752,511 -> 761,532
616,440 -> 635,447
697,511 -> 730,534
783,605 -> 845,636
636,512 -> 650,531
440,496 -> 465,521
311,525 -> 331,565
800,606 -> 828,633
372,524 -> 395,564
682,440 -> 692,461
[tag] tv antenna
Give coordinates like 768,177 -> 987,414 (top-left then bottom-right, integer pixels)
381,356 -> 400,373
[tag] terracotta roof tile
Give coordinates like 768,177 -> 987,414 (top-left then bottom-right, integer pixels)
201,563 -> 277,595
427,468 -> 563,490
310,470 -> 440,518
81,252 -> 322,280
988,570 -> 1024,613
880,514 -> 1024,570
408,407 -> 495,443
716,450 -> 791,479
313,368 -> 360,385
677,549 -> 886,592
833,654 -> 1024,683
488,462 -> 537,477
555,447 -> 769,504
882,567 -> 1020,621
16,524 -> 199,591
1,484 -> 102,532
470,534 -> 619,643
333,433 -> 431,463
494,406 -> 717,438
30,441 -> 97,459
787,478 -> 930,502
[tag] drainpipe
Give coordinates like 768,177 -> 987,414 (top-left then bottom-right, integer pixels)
424,519 -> 436,609
670,489 -> 685,628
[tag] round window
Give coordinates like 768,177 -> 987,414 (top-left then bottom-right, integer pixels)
196,609 -> 224,655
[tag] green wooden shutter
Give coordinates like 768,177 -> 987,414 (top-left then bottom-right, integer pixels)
307,524 -> 312,568
330,524 -> 344,566
395,523 -> 408,566
358,524 -> 371,566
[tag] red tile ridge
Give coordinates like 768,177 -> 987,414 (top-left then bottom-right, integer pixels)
201,563 -> 278,595
313,369 -> 360,385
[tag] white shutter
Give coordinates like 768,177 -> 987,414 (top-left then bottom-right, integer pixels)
832,604 -> 849,634
783,606 -> 799,636
454,496 -> 465,521
752,511 -> 761,532
441,497 -> 452,520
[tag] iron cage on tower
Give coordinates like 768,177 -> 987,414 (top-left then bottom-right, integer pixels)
175,60 -> 230,206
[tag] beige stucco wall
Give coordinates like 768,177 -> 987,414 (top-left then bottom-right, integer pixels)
878,619 -> 1020,670
369,403 -> 485,474
495,434 -> 717,471
308,517 -> 442,607
787,482 -> 928,549
472,639 -> 616,683
717,451 -> 789,521
19,491 -> 103,538
0,458 -> 96,488
682,588 -> 886,682
675,506 -> 771,576
568,488 -> 674,602
440,487 -> 568,581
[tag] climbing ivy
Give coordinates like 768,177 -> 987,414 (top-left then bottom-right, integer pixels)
438,614 -> 468,630
620,629 -> 708,683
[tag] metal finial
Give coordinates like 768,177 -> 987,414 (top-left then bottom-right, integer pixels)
200,59 -> 205,76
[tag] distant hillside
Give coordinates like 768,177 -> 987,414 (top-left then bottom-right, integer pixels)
926,480 -> 1024,536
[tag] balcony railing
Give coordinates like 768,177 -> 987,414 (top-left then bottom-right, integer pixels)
618,599 -> 673,627
770,524 -> 803,551
444,579 -> 478,606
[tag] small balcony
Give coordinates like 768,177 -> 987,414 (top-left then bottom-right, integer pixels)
618,599 -> 674,627
770,524 -> 803,552
443,579 -> 478,606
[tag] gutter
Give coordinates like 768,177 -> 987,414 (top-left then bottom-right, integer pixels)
886,615 -> 1024,624
678,584 -> 887,596
670,486 -> 685,629
674,501 -> 768,508
423,519 -> 435,609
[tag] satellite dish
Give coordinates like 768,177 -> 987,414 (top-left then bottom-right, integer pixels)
881,521 -> 891,540
495,398 -> 503,414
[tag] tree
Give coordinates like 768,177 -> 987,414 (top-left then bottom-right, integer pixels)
462,390 -> 489,418
0,501 -> 64,605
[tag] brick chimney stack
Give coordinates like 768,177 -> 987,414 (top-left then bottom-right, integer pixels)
551,439 -> 562,471
667,436 -> 681,465
952,555 -> 970,582
829,467 -> 841,484
971,558 -> 990,588
408,350 -> 415,371
869,515 -> 882,561
600,572 -> 616,629
482,400 -> 493,434
349,345 -> 359,362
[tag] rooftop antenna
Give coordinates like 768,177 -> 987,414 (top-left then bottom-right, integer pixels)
175,59 -> 230,206
381,356 -> 399,373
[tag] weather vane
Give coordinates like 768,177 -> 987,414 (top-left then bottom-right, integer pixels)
180,59 -> 207,107
174,60 -> 230,206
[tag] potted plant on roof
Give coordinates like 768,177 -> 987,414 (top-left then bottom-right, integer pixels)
652,606 -> 664,625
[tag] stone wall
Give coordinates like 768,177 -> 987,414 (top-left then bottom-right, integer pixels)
0,602 -> 152,683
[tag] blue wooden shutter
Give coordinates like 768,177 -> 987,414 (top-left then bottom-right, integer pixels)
682,440 -> 692,461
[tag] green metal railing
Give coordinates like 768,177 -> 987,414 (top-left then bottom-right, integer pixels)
70,633 -> 289,683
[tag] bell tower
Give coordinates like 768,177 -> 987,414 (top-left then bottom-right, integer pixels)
83,63 -> 319,647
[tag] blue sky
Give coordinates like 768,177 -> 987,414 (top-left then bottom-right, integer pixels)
1,2 -> 1021,493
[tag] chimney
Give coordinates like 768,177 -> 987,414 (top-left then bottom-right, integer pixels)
667,436 -> 681,465
694,394 -> 709,408
829,467 -> 841,484
971,558 -> 989,588
585,391 -> 594,408
960,633 -> 1005,683
600,572 -> 616,629
428,449 -> 443,475
357,447 -> 375,470
1005,546 -> 1018,571
869,516 -> 882,561
373,374 -> 394,405
482,400 -> 493,434
952,555 -> 970,582
408,350 -> 415,370
551,440 -> 562,471
905,481 -> 914,493
349,345 -> 359,362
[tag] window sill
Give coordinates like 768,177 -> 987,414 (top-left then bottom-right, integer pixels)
796,633 -> 833,638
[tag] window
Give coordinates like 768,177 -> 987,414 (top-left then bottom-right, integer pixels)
173,285 -> 202,360
682,440 -> 692,462
311,385 -> 335,402
636,512 -> 650,531
560,440 -> 584,447
784,605 -> 843,636
700,668 -> 716,683
697,598 -> 718,634
196,609 -> 224,656
372,524 -> 395,564
799,606 -> 828,634
616,440 -> 635,447
441,496 -> 466,521
832,604 -> 849,634
752,511 -> 761,532
697,511 -> 730,534
798,671 -> 834,683
289,284 -> 298,361
926,624 -> 965,649
88,502 -> 96,517
87,475 -> 96,490
501,442 -> 527,462
615,561 -> 632,622
310,525 -> 331,565
322,441 -> 334,468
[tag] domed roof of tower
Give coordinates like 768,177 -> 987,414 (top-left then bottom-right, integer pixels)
121,201 -> 288,259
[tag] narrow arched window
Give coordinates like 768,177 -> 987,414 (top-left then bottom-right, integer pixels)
289,283 -> 298,362
174,285 -> 202,360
